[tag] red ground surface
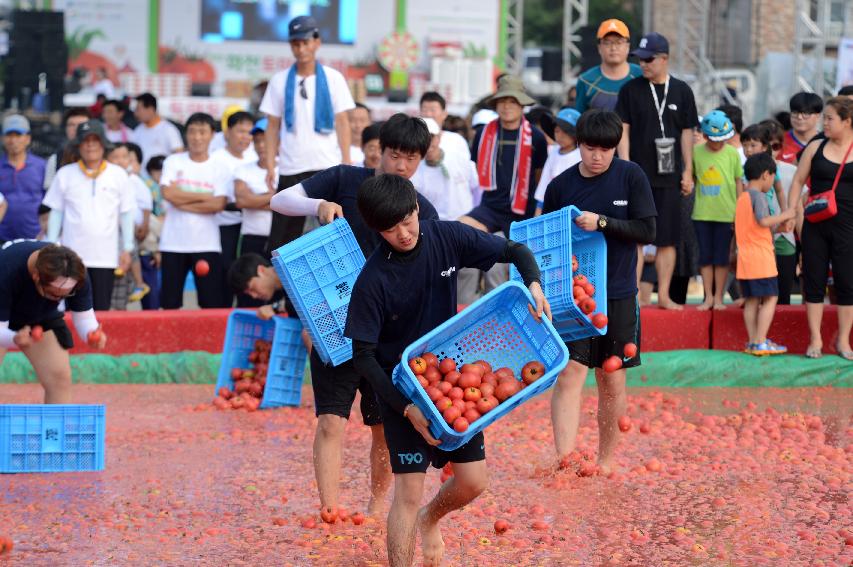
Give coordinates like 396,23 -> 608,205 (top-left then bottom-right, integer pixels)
1,384 -> 851,566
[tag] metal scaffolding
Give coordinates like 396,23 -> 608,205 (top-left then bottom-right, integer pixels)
562,0 -> 588,82
793,0 -> 832,96
506,0 -> 524,75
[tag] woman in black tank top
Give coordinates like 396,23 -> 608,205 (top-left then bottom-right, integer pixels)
786,97 -> 853,360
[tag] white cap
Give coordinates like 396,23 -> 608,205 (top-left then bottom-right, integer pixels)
420,117 -> 441,135
472,109 -> 498,127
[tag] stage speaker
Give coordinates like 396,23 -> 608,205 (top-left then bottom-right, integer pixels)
541,48 -> 563,82
4,10 -> 67,112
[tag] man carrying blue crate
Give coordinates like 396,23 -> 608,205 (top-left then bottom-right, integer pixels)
345,173 -> 549,567
541,109 -> 657,475
0,241 -> 108,403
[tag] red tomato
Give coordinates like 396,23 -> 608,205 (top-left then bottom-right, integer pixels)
301,517 -> 316,529
573,274 -> 588,285
245,397 -> 261,412
233,380 -> 250,394
463,408 -> 481,423
337,508 -> 350,522
424,366 -> 442,383
460,363 -> 485,378
583,282 -> 595,296
230,368 -> 242,380
473,359 -> 493,374
592,313 -> 608,329
409,357 -> 428,374
448,386 -> 464,400
351,512 -> 365,526
452,416 -> 469,432
241,369 -> 256,380
580,297 -> 596,315
212,396 -> 230,410
230,396 -> 246,409
494,367 -> 515,380
494,519 -> 510,534
494,380 -> 520,402
531,520 -> 549,531
421,352 -> 439,368
571,255 -> 579,273
463,387 -> 482,402
618,415 -> 632,432
248,382 -> 263,397
444,371 -> 461,386
435,397 -> 452,411
458,372 -> 481,389
521,361 -> 546,384
479,382 -> 495,398
87,328 -> 103,348
30,325 -> 44,342
0,536 -> 13,555
481,372 -> 498,387
573,285 -> 587,301
320,507 -> 338,524
451,398 -> 466,412
624,342 -> 638,358
426,386 -> 442,402
439,357 -> 457,375
464,400 -> 476,410
416,375 -> 429,388
443,405 -> 462,425
477,396 -> 498,414
272,517 -> 287,526
602,355 -> 622,373
437,381 -> 453,395
194,259 -> 210,277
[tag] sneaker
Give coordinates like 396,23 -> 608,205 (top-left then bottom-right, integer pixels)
743,342 -> 757,354
128,284 -> 150,302
752,340 -> 786,356
765,340 -> 788,355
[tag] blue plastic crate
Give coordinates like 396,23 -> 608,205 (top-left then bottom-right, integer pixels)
271,219 -> 365,366
0,405 -> 105,473
509,206 -> 608,341
391,281 -> 569,451
215,310 -> 308,408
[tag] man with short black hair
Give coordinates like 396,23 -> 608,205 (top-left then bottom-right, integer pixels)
261,15 -> 355,252
419,91 -> 472,165
616,32 -> 698,311
132,93 -> 184,168
779,92 -> 823,164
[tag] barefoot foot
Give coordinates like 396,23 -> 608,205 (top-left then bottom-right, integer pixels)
418,509 -> 445,567
696,301 -> 713,311
658,300 -> 684,311
712,301 -> 727,310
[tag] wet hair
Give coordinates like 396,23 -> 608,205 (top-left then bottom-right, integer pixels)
743,152 -> 777,181
824,96 -> 853,125
357,174 -> 418,232
740,124 -> 771,149
146,155 -> 166,175
63,107 -> 91,125
226,111 -> 255,129
789,92 -> 823,114
135,92 -> 157,110
716,104 -> 743,134
420,91 -> 447,110
102,99 -> 125,113
185,112 -> 216,131
361,123 -> 380,147
379,113 -> 431,157
125,142 -> 143,164
575,109 -> 623,149
227,253 -> 270,293
34,244 -> 87,291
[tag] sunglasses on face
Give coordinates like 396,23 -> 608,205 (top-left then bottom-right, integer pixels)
639,56 -> 657,64
299,78 -> 307,100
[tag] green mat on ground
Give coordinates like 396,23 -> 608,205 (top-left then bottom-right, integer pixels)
0,350 -> 850,387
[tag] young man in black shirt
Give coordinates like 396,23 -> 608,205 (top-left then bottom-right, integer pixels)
346,174 -> 548,567
615,32 -> 698,310
543,110 -> 657,474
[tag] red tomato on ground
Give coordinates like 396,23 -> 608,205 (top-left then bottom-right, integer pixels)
494,519 -> 510,534
618,415 -> 632,432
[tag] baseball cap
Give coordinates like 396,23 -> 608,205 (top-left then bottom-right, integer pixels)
597,19 -> 630,39
75,120 -> 109,147
3,115 -> 30,135
630,32 -> 669,59
700,110 -> 734,142
555,108 -> 581,136
288,15 -> 319,41
251,117 -> 268,135
420,117 -> 441,136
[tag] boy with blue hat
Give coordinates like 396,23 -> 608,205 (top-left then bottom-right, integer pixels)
691,109 -> 744,310
534,107 -> 582,209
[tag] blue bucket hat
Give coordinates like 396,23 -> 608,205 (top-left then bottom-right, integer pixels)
251,117 -> 268,135
701,110 -> 734,142
555,108 -> 581,136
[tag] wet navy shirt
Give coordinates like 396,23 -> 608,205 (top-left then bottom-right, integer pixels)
302,165 -> 439,257
0,240 -> 93,329
543,159 -> 657,299
345,220 -> 506,372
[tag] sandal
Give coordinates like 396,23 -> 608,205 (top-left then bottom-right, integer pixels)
834,342 -> 853,361
804,346 -> 823,359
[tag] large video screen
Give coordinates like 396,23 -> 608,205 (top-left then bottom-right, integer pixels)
201,0 -> 358,45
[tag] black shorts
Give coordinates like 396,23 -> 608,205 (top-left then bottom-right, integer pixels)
379,400 -> 486,474
36,317 -> 75,350
739,277 -> 778,298
694,220 -> 733,267
651,186 -> 682,247
567,296 -> 641,369
465,204 -> 524,237
309,350 -> 382,426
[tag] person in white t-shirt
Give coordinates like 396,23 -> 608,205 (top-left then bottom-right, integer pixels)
260,15 -> 355,251
43,120 -> 135,310
92,68 -> 116,99
534,107 -> 582,214
210,111 -> 258,305
209,104 -> 245,154
132,93 -> 184,168
102,99 -> 133,144
410,117 -> 481,221
233,118 -> 275,307
349,102 -> 371,165
158,113 -> 229,309
419,91 -> 473,166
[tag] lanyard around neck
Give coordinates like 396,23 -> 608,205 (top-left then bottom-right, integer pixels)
649,76 -> 670,138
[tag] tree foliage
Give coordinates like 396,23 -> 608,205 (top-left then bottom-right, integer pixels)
524,0 -> 643,47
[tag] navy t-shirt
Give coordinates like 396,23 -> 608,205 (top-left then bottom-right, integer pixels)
542,159 -> 657,299
0,240 -> 93,329
302,165 -> 439,257
471,124 -> 549,217
344,220 -> 506,372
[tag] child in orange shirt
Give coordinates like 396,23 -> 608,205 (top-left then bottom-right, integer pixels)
735,153 -> 796,355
